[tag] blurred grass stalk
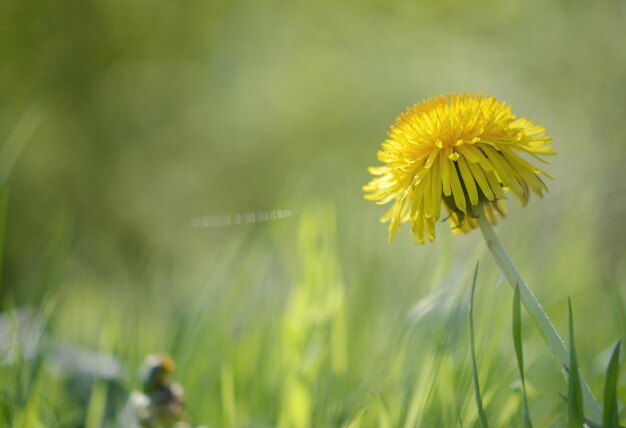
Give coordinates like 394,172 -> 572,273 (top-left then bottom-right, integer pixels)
0,106 -> 41,309
279,205 -> 348,428
476,205 -> 602,422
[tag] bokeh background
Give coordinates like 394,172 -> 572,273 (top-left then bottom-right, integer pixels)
1,0 -> 625,426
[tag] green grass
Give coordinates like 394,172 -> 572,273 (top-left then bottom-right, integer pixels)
1,0 -> 625,426
567,300 -> 585,428
512,284 -> 533,428
0,204 -> 623,427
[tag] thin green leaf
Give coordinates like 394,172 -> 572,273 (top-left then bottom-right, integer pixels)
513,284 -> 533,428
567,299 -> 585,428
85,377 -> 108,428
469,263 -> 489,428
0,106 -> 41,188
0,108 -> 39,311
0,185 -> 8,310
603,340 -> 621,428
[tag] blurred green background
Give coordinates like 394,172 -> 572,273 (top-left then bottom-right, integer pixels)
1,0 -> 625,426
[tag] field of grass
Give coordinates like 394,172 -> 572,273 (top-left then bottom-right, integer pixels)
1,0 -> 625,426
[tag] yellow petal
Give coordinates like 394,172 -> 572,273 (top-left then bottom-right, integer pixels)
422,170 -> 433,218
466,160 -> 494,200
430,158 -> 442,220
484,170 -> 505,199
481,145 -> 524,198
448,159 -> 467,213
439,153 -> 451,196
457,156 -> 479,206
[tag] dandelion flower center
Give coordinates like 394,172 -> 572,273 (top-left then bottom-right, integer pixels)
363,93 -> 554,244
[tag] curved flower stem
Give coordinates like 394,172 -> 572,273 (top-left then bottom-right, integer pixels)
475,204 -> 602,422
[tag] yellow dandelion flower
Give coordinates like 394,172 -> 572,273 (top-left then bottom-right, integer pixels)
363,93 -> 555,244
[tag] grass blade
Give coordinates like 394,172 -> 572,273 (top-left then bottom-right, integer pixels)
0,185 -> 9,309
602,341 -> 621,428
567,299 -> 585,428
85,378 -> 108,428
512,284 -> 533,428
0,106 -> 41,188
469,263 -> 489,428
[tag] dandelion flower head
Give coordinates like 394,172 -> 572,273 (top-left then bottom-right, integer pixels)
363,93 -> 554,244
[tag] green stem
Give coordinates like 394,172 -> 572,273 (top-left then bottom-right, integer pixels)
475,204 -> 602,422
